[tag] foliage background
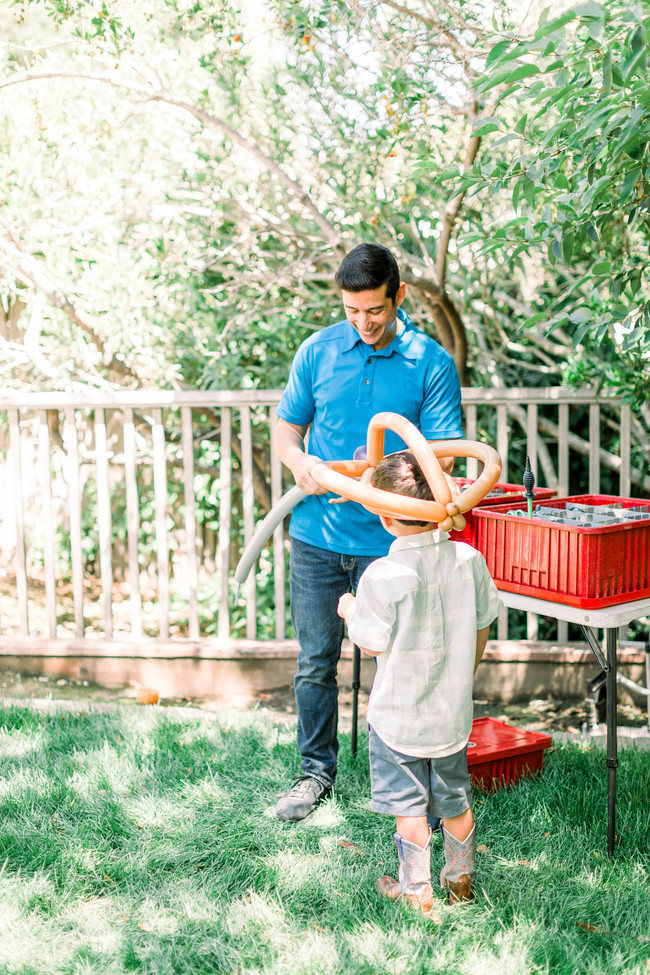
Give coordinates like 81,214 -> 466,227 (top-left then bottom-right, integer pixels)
1,0 -> 649,639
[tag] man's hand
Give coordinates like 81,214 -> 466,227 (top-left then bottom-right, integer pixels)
291,451 -> 330,496
337,592 -> 356,623
273,418 -> 329,496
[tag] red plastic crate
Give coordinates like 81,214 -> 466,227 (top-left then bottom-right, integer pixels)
474,494 -> 650,608
450,478 -> 556,546
467,717 -> 552,791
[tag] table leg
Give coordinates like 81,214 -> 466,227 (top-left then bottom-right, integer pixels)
351,644 -> 360,757
606,627 -> 618,856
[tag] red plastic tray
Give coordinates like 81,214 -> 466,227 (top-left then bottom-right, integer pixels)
450,478 -> 556,546
467,717 -> 552,791
474,494 -> 650,608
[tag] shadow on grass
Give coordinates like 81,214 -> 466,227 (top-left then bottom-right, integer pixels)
0,702 -> 648,975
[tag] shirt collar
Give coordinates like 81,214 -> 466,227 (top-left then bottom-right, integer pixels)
389,528 -> 450,553
342,307 -> 417,359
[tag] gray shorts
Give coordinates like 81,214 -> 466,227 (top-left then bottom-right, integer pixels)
368,725 -> 473,819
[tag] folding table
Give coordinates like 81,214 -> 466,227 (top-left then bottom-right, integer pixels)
498,591 -> 650,856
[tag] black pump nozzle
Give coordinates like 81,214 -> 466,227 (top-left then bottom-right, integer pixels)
524,455 -> 535,517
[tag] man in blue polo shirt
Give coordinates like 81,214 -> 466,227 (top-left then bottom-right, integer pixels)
273,242 -> 463,821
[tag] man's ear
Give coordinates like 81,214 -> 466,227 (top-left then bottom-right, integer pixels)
380,515 -> 393,531
395,282 -> 406,307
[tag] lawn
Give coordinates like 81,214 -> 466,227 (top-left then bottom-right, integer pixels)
0,701 -> 648,975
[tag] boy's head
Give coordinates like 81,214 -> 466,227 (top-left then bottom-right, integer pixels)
371,450 -> 435,530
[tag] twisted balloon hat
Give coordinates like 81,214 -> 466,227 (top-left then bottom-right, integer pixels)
235,411 -> 501,592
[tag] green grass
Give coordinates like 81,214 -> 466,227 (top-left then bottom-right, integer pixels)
0,703 -> 648,975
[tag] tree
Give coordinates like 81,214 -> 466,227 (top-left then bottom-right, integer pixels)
455,0 -> 650,407
1,0 -> 648,496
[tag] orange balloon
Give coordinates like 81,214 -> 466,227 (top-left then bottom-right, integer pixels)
311,412 -> 501,531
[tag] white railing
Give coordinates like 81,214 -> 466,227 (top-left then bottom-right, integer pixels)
0,387 -> 642,646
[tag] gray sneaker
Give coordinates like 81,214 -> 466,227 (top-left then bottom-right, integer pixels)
275,775 -> 332,821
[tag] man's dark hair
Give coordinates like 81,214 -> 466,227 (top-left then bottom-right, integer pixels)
334,243 -> 401,302
371,450 -> 434,527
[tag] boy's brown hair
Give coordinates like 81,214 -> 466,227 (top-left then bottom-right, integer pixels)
371,450 -> 435,527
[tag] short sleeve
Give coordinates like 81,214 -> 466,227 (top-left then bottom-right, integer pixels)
473,554 -> 502,629
275,341 -> 316,428
346,567 -> 396,654
419,354 -> 463,440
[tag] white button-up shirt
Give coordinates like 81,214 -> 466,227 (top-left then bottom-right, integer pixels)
346,529 -> 502,758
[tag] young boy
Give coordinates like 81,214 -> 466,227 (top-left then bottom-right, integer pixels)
337,450 -> 501,919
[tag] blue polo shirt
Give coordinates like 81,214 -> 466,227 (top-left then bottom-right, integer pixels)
276,307 -> 463,556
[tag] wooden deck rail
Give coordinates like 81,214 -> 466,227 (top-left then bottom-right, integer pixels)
0,387 -> 640,647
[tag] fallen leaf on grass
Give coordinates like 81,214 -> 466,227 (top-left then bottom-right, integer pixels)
476,844 -> 490,854
339,840 -> 363,855
139,923 -> 151,932
103,873 -> 113,883
517,860 -> 531,866
576,922 -> 608,934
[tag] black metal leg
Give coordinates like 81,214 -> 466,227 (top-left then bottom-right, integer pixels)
351,644 -> 360,757
606,627 -> 618,857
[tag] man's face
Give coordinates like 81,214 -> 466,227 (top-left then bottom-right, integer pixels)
341,283 -> 406,350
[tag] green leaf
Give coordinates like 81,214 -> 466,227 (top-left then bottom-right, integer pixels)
622,326 -> 646,350
573,320 -> 593,346
523,176 -> 536,206
620,167 -> 641,204
486,38 -> 516,68
522,311 -> 548,328
515,114 -> 528,134
533,9 -> 577,40
621,44 -> 647,83
545,315 -> 570,334
602,49 -> 612,89
571,307 -> 592,323
573,0 -> 605,17
473,121 -> 501,137
478,62 -> 539,93
592,260 -> 612,274
505,63 -> 541,83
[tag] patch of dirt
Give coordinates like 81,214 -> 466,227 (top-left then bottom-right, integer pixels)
254,683 -> 649,734
1,672 -> 647,734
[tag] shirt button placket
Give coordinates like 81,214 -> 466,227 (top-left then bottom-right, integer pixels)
360,356 -> 373,403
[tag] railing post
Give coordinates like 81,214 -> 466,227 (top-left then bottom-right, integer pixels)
182,406 -> 200,640
94,407 -> 114,638
152,408 -> 170,639
123,407 -> 143,638
218,407 -> 232,640
63,408 -> 84,638
8,409 -> 28,637
37,410 -> 57,639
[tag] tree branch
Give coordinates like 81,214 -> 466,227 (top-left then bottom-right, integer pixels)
0,69 -> 344,251
0,235 -> 137,382
379,0 -> 478,58
436,128 -> 481,290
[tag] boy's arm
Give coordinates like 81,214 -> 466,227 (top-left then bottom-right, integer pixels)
337,593 -> 380,657
474,625 -> 490,673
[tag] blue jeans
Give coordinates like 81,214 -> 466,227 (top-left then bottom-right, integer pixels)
290,537 -> 379,785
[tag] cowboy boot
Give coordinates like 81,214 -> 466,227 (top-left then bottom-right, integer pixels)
440,825 -> 476,904
376,831 -> 440,922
